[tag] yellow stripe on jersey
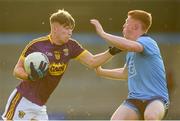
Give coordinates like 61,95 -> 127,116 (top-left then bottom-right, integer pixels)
20,55 -> 25,61
5,92 -> 22,120
69,38 -> 87,60
48,34 -> 54,44
74,50 -> 88,60
20,35 -> 49,58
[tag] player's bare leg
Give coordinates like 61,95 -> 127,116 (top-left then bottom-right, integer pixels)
111,104 -> 139,120
144,100 -> 165,120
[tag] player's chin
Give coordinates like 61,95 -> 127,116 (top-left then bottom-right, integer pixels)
122,31 -> 125,36
123,32 -> 128,39
63,38 -> 69,43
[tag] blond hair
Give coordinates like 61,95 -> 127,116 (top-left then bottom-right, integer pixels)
50,9 -> 75,29
128,10 -> 152,32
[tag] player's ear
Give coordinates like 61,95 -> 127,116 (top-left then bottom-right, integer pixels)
51,23 -> 57,33
133,23 -> 139,30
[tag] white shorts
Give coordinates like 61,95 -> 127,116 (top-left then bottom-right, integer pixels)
2,89 -> 48,120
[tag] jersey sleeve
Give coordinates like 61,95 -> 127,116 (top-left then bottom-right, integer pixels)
20,41 -> 37,60
137,37 -> 159,55
69,39 -> 86,59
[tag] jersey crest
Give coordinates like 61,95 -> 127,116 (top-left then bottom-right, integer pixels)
18,110 -> 25,119
63,48 -> 69,56
54,51 -> 61,60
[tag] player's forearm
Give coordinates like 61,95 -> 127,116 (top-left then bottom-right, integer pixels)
96,68 -> 128,81
91,50 -> 113,68
13,67 -> 29,81
101,32 -> 139,51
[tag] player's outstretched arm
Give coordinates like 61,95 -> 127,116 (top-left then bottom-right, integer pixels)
95,64 -> 128,81
90,19 -> 143,52
77,50 -> 112,69
77,47 -> 121,69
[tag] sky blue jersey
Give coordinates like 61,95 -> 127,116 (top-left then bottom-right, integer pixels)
126,35 -> 169,103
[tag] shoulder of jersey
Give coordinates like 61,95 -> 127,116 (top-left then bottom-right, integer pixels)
69,38 -> 81,44
69,38 -> 76,42
28,35 -> 49,46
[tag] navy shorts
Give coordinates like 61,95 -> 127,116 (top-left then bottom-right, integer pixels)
122,96 -> 169,120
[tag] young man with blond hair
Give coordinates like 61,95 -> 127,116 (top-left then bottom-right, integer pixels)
91,10 -> 169,120
2,9 -> 120,120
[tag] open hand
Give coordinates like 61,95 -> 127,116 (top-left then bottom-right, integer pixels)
90,19 -> 105,36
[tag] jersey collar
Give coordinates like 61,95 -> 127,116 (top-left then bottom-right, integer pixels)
48,34 -> 54,44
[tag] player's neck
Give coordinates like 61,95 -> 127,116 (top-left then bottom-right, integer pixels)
133,30 -> 145,41
49,33 -> 63,45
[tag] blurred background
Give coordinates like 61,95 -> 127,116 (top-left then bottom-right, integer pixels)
0,0 -> 179,120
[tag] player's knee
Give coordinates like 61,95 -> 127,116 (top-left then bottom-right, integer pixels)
144,112 -> 160,120
110,113 -> 122,120
110,117 -> 114,120
110,114 -> 117,120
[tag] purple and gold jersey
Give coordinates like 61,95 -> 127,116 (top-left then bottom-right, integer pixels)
16,35 -> 86,106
